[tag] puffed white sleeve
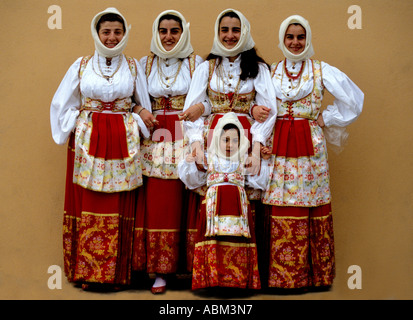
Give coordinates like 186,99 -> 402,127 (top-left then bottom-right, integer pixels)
132,57 -> 151,138
50,57 -> 83,145
139,56 -> 148,72
183,61 -> 211,145
250,63 -> 278,145
321,62 -> 364,128
246,158 -> 270,190
195,54 -> 204,67
178,157 -> 207,190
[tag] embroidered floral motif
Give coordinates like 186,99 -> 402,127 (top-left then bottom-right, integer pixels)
151,95 -> 186,111
63,215 -> 80,281
208,89 -> 255,114
140,132 -> 189,179
204,164 -> 250,238
146,230 -> 181,274
192,241 -> 260,290
185,229 -> 197,271
73,111 -> 143,192
268,214 -> 335,288
73,213 -> 120,284
132,228 -> 146,271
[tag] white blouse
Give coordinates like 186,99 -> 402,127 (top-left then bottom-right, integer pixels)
182,56 -> 278,145
177,154 -> 270,191
50,52 -> 151,145
272,59 -> 364,127
139,55 -> 203,99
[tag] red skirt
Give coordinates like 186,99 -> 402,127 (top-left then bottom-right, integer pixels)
184,190 -> 201,272
141,177 -> 187,274
191,186 -> 261,290
261,204 -> 335,289
63,133 -> 138,285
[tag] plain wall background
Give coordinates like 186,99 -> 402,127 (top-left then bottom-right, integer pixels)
1,0 -> 412,299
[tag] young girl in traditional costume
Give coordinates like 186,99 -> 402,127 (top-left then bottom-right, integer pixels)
260,15 -> 364,290
178,112 -> 269,290
50,8 -> 153,290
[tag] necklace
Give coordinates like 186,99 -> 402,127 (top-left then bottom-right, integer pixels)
216,62 -> 241,109
157,57 -> 183,89
284,58 -> 305,80
281,60 -> 307,99
92,54 -> 123,82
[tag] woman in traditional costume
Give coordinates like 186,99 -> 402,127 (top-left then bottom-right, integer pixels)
137,10 -> 203,294
50,7 -> 153,290
260,15 -> 364,290
178,112 -> 269,289
181,8 -> 277,289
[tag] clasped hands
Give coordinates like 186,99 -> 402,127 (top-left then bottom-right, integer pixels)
133,103 -> 205,130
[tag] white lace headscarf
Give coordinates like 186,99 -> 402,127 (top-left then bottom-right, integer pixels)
210,8 -> 255,57
208,112 -> 250,163
150,10 -> 193,59
278,15 -> 314,62
91,7 -> 131,58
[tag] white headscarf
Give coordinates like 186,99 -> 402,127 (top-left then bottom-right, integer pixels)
210,8 -> 255,57
278,15 -> 314,62
91,7 -> 131,58
150,10 -> 193,59
208,112 -> 249,163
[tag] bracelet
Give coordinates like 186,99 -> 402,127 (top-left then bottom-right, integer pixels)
250,104 -> 258,119
137,107 -> 144,115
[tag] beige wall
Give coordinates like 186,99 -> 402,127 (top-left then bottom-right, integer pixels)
1,0 -> 412,300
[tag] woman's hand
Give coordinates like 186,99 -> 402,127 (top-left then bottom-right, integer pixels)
133,105 -> 158,129
252,105 -> 271,123
179,103 -> 204,122
317,114 -> 325,128
260,145 -> 272,160
185,153 -> 196,163
191,141 -> 207,171
245,142 -> 261,175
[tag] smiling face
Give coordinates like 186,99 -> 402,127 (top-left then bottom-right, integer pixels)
218,16 -> 241,49
98,21 -> 125,48
159,19 -> 182,51
219,128 -> 240,158
284,23 -> 306,55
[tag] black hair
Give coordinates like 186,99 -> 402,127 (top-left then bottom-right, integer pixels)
222,123 -> 240,138
96,13 -> 125,33
206,49 -> 269,81
206,12 -> 269,80
220,11 -> 239,21
159,14 -> 183,30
